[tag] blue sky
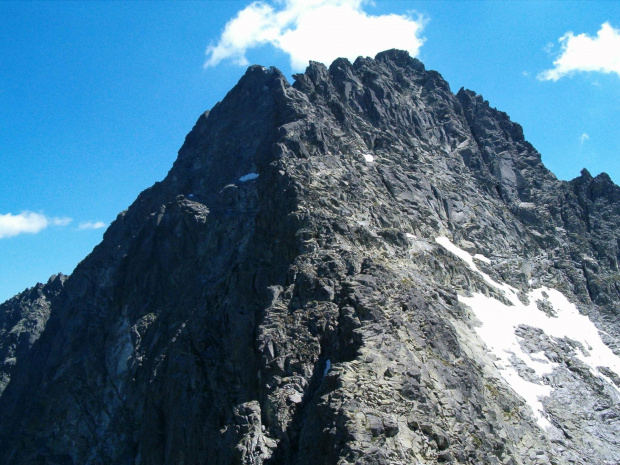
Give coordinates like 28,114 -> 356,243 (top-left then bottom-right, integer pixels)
1,0 -> 619,303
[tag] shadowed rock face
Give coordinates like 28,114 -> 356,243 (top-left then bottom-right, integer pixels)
1,49 -> 619,464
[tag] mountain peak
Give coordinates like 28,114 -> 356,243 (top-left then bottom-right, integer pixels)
375,48 -> 425,70
1,50 -> 620,464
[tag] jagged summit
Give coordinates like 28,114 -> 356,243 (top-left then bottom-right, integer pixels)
1,50 -> 620,464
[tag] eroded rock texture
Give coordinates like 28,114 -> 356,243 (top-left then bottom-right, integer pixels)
1,50 -> 619,464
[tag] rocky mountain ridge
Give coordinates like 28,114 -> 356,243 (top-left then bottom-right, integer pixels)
0,49 -> 619,464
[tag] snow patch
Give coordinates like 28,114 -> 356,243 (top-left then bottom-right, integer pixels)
473,253 -> 491,264
436,236 -> 478,270
363,154 -> 374,163
436,236 -> 620,429
239,172 -> 259,182
435,237 -> 515,297
458,291 -> 554,429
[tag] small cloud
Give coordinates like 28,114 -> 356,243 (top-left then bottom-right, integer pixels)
205,0 -> 426,71
0,211 -> 72,239
580,133 -> 589,145
521,70 -> 530,77
543,42 -> 554,54
52,217 -> 73,227
538,22 -> 620,81
78,221 -> 106,230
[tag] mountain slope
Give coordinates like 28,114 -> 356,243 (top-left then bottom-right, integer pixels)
1,49 -> 619,464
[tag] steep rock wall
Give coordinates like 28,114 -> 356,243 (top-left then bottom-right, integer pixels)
0,50 -> 619,464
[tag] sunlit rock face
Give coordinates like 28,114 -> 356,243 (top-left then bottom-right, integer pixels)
1,49 -> 619,464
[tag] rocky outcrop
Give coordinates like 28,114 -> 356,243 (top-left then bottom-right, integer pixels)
0,273 -> 66,395
1,49 -> 619,464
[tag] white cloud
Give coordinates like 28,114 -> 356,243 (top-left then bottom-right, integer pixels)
78,221 -> 106,230
205,0 -> 425,71
0,212 -> 72,239
580,133 -> 589,145
51,217 -> 72,227
539,22 -> 620,81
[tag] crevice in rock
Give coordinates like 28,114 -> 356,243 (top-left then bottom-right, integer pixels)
582,263 -> 596,302
377,169 -> 398,201
264,347 -> 337,464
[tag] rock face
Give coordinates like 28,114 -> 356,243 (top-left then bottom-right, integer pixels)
1,49 -> 620,464
0,274 -> 66,396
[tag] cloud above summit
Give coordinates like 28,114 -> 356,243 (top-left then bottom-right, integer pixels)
539,22 -> 620,81
205,0 -> 425,71
0,212 -> 72,239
